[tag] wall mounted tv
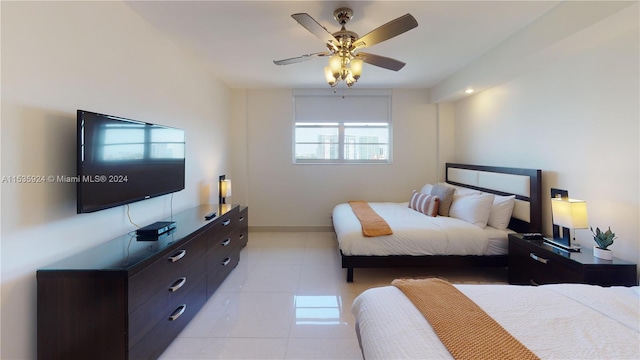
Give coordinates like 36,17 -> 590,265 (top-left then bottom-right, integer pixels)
77,110 -> 185,214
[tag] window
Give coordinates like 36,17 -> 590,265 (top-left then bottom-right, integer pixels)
293,90 -> 391,164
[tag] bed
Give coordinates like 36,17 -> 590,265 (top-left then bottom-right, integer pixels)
352,281 -> 640,359
333,163 -> 542,282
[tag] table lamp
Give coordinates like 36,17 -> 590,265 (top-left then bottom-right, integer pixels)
548,197 -> 588,251
219,175 -> 232,204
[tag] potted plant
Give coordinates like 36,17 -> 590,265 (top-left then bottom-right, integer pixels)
591,226 -> 616,260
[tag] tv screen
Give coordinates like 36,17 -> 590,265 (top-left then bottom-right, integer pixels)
77,110 -> 185,213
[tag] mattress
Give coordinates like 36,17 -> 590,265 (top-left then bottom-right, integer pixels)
333,202 -> 512,256
352,283 -> 640,359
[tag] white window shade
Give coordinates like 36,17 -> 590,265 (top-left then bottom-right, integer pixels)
294,94 -> 390,123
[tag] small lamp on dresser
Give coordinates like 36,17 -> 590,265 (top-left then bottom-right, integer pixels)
219,175 -> 232,204
549,197 -> 588,251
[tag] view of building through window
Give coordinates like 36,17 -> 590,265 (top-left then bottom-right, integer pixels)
295,123 -> 389,163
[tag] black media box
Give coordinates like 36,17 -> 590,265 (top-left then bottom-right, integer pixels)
136,221 -> 177,238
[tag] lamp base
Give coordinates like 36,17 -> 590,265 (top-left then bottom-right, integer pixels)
593,246 -> 613,260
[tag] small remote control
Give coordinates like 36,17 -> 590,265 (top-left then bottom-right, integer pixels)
522,233 -> 543,240
204,212 -> 216,220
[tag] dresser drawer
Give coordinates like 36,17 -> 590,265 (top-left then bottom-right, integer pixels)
129,277 -> 207,360
238,207 -> 248,247
128,257 -> 206,349
523,250 -> 581,284
205,209 -> 238,245
207,246 -> 241,296
128,237 -> 206,312
207,228 -> 241,264
509,237 -> 582,285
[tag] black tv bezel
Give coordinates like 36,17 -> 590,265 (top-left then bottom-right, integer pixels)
76,109 -> 185,214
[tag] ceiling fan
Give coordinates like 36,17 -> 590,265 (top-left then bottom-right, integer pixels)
273,7 -> 418,87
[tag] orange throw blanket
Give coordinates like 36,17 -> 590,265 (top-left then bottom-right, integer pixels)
392,278 -> 539,360
348,200 -> 393,237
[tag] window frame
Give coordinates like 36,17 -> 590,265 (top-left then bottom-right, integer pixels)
292,90 -> 392,165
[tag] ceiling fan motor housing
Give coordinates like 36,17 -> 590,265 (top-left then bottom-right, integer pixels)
330,8 -> 359,61
333,7 -> 353,25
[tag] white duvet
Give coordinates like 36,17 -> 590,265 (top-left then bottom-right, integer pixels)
333,202 -> 509,256
352,283 -> 640,359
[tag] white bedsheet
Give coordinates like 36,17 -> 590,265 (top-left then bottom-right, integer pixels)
352,283 -> 640,359
333,202 -> 511,256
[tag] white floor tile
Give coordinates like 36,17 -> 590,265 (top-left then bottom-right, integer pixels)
240,263 -> 302,292
206,292 -> 295,338
285,338 -> 362,359
159,337 -> 208,359
199,338 -> 289,359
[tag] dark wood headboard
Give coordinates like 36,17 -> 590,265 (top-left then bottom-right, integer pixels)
445,163 -> 542,233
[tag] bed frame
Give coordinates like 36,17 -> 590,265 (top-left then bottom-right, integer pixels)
338,163 -> 542,282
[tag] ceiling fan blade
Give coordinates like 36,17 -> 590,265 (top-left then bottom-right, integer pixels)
354,14 -> 418,49
291,13 -> 338,45
273,52 -> 330,66
356,52 -> 406,71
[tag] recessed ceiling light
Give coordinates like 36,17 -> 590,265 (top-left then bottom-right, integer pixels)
464,88 -> 474,94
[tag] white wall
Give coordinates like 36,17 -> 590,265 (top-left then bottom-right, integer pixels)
452,27 -> 639,265
232,89 -> 435,228
1,2 -> 231,358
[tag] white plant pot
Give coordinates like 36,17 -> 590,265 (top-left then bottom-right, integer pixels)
593,246 -> 613,260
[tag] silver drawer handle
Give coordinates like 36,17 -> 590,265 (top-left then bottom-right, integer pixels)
222,257 -> 231,266
222,219 -> 231,226
222,238 -> 231,246
239,216 -> 245,222
169,304 -> 186,321
168,249 -> 186,263
530,253 -> 549,264
169,277 -> 187,292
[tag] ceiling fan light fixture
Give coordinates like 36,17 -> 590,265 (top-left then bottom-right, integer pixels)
345,72 -> 356,87
329,55 -> 342,79
350,58 -> 363,79
324,66 -> 337,86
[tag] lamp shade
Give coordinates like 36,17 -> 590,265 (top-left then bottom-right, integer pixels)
551,198 -> 588,229
329,55 -> 341,79
220,179 -> 232,198
324,66 -> 337,86
350,58 -> 363,79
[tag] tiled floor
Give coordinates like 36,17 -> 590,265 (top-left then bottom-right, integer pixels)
160,231 -> 508,360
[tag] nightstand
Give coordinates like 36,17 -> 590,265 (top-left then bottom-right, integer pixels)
508,233 -> 638,286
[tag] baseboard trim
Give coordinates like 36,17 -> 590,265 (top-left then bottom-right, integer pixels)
249,226 -> 333,232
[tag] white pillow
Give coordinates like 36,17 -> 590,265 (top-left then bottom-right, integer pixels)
449,193 -> 495,228
487,194 -> 516,230
420,183 -> 433,194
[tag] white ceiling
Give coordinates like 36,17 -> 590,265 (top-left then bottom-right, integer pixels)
126,1 -> 562,90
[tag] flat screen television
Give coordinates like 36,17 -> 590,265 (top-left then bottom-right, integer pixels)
77,110 -> 185,213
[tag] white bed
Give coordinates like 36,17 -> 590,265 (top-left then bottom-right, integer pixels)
352,283 -> 640,359
333,163 -> 542,282
333,202 -> 513,257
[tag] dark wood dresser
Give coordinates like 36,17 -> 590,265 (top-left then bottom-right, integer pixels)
37,204 -> 248,360
508,233 -> 637,286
